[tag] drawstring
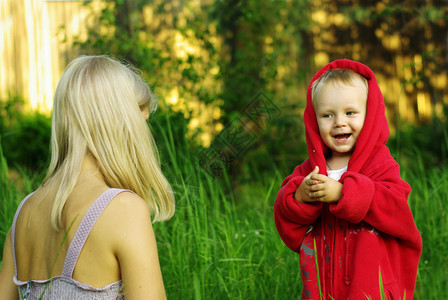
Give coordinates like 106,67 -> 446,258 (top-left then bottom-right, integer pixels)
321,225 -> 326,298
320,209 -> 351,297
344,222 -> 350,285
320,206 -> 328,298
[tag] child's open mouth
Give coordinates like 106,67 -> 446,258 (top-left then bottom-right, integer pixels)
333,133 -> 352,141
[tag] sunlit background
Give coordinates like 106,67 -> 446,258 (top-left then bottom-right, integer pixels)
0,0 -> 447,147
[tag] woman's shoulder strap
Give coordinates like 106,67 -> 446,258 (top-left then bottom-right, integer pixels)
61,188 -> 131,278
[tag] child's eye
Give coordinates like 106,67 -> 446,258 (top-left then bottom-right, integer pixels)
323,114 -> 332,118
346,111 -> 355,116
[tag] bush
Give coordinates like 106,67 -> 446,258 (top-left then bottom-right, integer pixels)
388,109 -> 448,171
0,96 -> 51,173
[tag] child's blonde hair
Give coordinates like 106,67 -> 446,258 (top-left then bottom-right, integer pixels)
311,68 -> 368,104
44,55 -> 175,230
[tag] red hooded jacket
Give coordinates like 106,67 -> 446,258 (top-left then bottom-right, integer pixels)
274,59 -> 422,299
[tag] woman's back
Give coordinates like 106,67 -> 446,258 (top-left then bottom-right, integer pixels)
14,174 -> 121,288
6,159 -> 168,299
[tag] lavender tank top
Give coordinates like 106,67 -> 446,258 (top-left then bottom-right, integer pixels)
11,188 -> 129,300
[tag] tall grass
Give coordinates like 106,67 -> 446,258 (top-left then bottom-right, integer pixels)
401,150 -> 448,299
1,114 -> 447,299
150,114 -> 301,299
149,114 -> 448,299
0,143 -> 34,264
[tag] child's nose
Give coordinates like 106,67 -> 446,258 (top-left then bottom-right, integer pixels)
335,115 -> 347,127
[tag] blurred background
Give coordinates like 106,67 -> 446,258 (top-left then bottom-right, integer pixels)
1,1 -> 448,298
1,0 -> 447,174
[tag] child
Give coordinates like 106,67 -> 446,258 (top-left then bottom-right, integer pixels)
0,56 -> 175,299
274,59 -> 422,299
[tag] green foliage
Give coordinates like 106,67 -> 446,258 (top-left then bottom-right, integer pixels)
0,143 -> 34,264
378,267 -> 386,300
237,107 -> 307,181
75,0 -> 222,108
389,108 -> 448,171
139,110 -> 305,299
72,0 -> 314,184
75,0 -> 313,120
404,161 -> 448,299
343,4 -> 447,24
212,0 -> 311,119
75,1 -> 166,88
0,96 -> 51,172
313,238 -> 323,299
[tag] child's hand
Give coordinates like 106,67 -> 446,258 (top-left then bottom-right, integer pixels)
308,173 -> 342,203
295,166 -> 321,203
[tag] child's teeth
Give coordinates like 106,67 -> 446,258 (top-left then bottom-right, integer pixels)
335,134 -> 350,139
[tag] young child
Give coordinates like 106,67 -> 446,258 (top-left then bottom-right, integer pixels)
0,55 -> 175,299
274,59 -> 422,299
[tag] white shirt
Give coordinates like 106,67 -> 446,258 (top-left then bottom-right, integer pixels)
327,165 -> 348,181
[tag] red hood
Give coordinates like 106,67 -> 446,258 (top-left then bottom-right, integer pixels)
304,59 -> 389,174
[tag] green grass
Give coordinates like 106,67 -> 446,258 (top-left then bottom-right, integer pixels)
150,113 -> 301,299
401,151 -> 448,299
1,114 -> 447,299
0,143 -> 34,260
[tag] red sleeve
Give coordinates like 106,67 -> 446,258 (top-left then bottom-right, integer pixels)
274,160 -> 324,252
329,159 -> 421,248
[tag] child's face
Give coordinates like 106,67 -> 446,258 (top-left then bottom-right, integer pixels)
314,78 -> 367,158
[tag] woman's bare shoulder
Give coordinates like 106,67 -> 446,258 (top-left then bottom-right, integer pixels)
106,191 -> 151,221
97,191 -> 154,248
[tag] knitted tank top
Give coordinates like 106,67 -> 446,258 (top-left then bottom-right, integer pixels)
11,188 -> 129,300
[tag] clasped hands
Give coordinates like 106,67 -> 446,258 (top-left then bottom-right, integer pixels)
294,166 -> 342,204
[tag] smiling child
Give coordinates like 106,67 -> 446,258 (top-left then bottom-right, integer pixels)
274,59 -> 422,299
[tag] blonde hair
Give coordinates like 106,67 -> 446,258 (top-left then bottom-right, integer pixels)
311,68 -> 368,104
44,55 -> 174,230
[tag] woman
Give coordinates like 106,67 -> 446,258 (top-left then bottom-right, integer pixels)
0,55 -> 175,299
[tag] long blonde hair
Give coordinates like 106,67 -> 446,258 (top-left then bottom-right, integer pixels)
44,55 -> 174,230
